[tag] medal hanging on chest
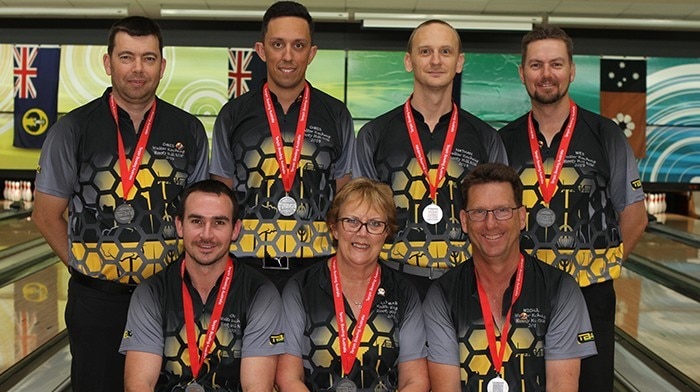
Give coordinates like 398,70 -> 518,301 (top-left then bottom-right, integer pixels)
109,95 -> 156,225
329,258 -> 381,390
334,377 -> 357,392
474,255 -> 525,392
527,100 -> 578,230
180,258 -> 234,388
184,381 -> 205,392
403,96 -> 458,225
262,83 -> 310,217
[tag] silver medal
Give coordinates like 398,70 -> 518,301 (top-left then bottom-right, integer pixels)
185,381 -> 205,392
487,376 -> 509,392
277,195 -> 297,216
422,203 -> 443,224
335,378 -> 357,392
114,203 -> 135,224
535,207 -> 556,228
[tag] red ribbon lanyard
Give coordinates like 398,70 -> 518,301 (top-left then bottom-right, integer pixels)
527,100 -> 578,205
109,95 -> 156,202
262,82 -> 311,193
181,258 -> 234,379
329,257 -> 381,376
475,255 -> 525,375
403,97 -> 459,202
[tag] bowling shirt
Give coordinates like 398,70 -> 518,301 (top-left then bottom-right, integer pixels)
120,256 -> 284,391
356,104 -> 507,270
35,88 -> 209,283
282,261 -> 427,392
210,82 -> 356,260
499,106 -> 645,286
423,254 -> 597,392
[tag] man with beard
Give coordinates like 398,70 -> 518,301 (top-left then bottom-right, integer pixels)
355,20 -> 506,298
120,180 -> 284,392
210,1 -> 356,291
499,25 -> 647,391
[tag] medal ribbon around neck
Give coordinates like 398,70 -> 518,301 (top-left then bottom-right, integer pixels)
403,97 -> 458,202
475,254 -> 525,376
527,100 -> 577,205
262,82 -> 311,193
330,257 -> 381,376
181,258 -> 234,379
109,94 -> 156,202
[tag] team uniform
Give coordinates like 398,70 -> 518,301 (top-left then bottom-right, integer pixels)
283,261 -> 426,392
423,254 -> 597,392
120,256 -> 284,391
356,104 -> 507,295
35,87 -> 209,392
210,82 -> 356,289
499,106 -> 645,390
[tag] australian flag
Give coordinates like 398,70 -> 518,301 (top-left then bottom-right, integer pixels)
227,48 -> 265,99
13,45 -> 60,149
600,57 -> 647,158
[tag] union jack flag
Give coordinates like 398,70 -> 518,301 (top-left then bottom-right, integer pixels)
13,46 -> 39,99
228,49 -> 254,99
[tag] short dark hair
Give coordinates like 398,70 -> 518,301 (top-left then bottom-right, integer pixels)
108,16 -> 164,55
407,19 -> 462,53
521,24 -> 573,65
261,1 -> 314,42
326,177 -> 398,240
177,180 -> 239,220
461,163 -> 524,209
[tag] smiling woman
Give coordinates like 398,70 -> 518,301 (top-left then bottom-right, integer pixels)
277,177 -> 430,392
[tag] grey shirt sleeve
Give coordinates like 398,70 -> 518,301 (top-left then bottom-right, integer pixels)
35,117 -> 77,199
332,105 -> 357,179
242,280 -> 285,357
544,276 -> 598,360
280,278 -> 305,357
355,122 -> 380,180
119,283 -> 164,356
187,118 -> 211,184
604,119 -> 645,212
422,284 -> 459,366
398,284 -> 428,363
209,102 -> 236,180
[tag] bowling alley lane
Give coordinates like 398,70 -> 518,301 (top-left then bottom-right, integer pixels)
656,213 -> 700,237
615,267 -> 700,386
0,261 -> 68,376
0,208 -> 39,252
633,231 -> 700,281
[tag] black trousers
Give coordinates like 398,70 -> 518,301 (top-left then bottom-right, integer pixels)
579,280 -> 616,392
66,275 -> 133,392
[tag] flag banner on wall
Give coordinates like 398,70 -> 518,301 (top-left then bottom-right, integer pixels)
600,58 -> 647,158
227,48 -> 265,99
13,45 -> 60,149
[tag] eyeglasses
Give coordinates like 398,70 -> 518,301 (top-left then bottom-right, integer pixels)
465,206 -> 521,222
338,217 -> 388,235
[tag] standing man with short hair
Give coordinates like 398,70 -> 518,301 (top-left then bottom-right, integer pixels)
355,20 -> 507,298
424,163 -> 597,392
121,180 -> 284,392
499,25 -> 648,391
32,16 -> 209,392
211,1 -> 356,291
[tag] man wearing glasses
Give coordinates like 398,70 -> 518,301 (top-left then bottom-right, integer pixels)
423,163 -> 596,392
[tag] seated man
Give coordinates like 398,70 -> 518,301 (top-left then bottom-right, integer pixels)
423,163 -> 597,392
120,180 -> 284,392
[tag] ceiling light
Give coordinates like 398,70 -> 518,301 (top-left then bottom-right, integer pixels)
0,6 -> 128,18
160,7 -> 348,21
548,16 -> 700,31
355,13 -> 540,31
